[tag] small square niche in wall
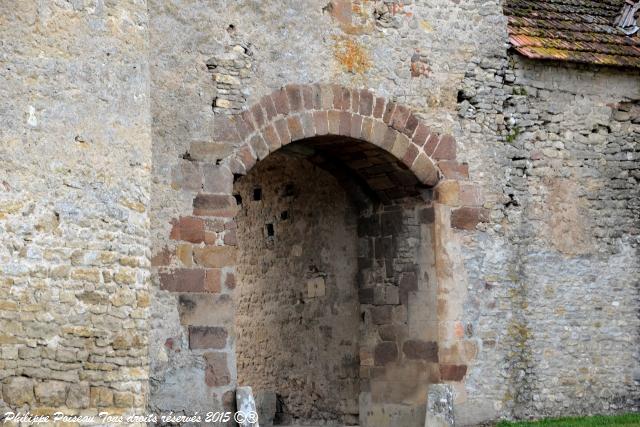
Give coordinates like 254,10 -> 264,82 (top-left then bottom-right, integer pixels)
253,187 -> 262,201
265,223 -> 274,237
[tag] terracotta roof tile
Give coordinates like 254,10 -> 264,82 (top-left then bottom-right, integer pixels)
505,0 -> 640,68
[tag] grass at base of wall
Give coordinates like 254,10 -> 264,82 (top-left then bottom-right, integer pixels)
495,413 -> 640,427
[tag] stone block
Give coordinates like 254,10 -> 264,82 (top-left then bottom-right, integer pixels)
370,306 -> 392,324
307,276 -> 326,298
260,95 -> 278,121
413,123 -> 432,147
189,326 -> 228,349
374,341 -> 398,366
412,153 -> 438,186
425,384 -> 454,427
249,135 -> 269,160
66,382 -> 90,408
438,160 -> 469,180
274,118 -> 291,146
90,386 -> 114,407
190,141 -> 234,162
403,340 -> 438,362
255,389 -> 277,427
262,125 -> 281,151
204,352 -> 231,387
359,90 -> 374,116
313,111 -> 329,135
287,116 -> 304,141
439,364 -> 467,381
3,377 -> 34,406
193,246 -> 237,268
202,165 -> 233,195
272,88 -> 289,115
193,194 -> 238,217
285,84 -> 303,112
159,268 -> 220,293
431,135 -> 456,160
170,216 -> 206,243
373,97 -> 386,118
450,207 -> 489,230
171,161 -> 201,191
436,181 -> 460,206
236,386 -> 259,427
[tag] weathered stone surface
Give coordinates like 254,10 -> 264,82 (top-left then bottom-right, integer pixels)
204,352 -> 231,387
189,326 -> 228,350
255,390 -> 277,427
3,377 -> 34,406
425,384 -> 454,427
236,386 -> 259,427
34,381 -> 68,406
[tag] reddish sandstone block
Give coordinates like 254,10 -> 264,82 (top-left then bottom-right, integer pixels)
370,121 -> 389,148
450,207 -> 489,230
390,105 -> 410,132
402,143 -> 419,168
374,341 -> 398,366
382,102 -> 396,124
250,103 -> 266,128
350,114 -> 363,139
339,111 -> 352,136
299,113 -> 316,138
227,157 -> 246,176
193,246 -> 238,268
204,352 -> 230,387
205,268 -> 222,292
319,85 -> 334,110
262,125 -> 281,151
159,268 -> 205,293
189,326 -> 228,350
313,111 -> 329,135
151,246 -> 172,266
439,364 -> 467,381
272,88 -> 289,115
223,229 -> 237,245
424,133 -> 440,157
260,95 -> 278,121
403,340 -> 438,362
193,194 -> 238,217
170,217 -> 205,243
236,111 -> 254,140
403,114 -> 419,137
361,117 -> 374,141
249,134 -> 269,160
285,84 -> 303,112
432,135 -> 457,160
287,116 -> 304,141
301,85 -> 314,110
373,97 -> 386,118
328,110 -> 341,135
359,90 -> 374,116
189,142 -> 233,163
412,123 -> 431,147
311,84 -> 323,110
273,118 -> 291,145
224,271 -> 236,290
438,160 -> 469,180
237,145 -> 256,171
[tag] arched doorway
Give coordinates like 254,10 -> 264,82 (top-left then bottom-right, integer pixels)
232,128 -> 437,425
154,84 -> 478,427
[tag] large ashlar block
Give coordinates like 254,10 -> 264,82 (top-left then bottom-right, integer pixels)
425,384 -> 454,427
236,386 -> 259,427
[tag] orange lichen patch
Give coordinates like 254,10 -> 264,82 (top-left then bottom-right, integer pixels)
333,36 -> 371,74
505,0 -> 640,68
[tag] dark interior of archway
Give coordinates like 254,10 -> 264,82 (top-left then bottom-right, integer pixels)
233,136 -> 429,426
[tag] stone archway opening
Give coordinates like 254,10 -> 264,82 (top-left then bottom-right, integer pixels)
232,135 -> 436,426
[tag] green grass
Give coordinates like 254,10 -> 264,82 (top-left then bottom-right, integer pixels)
495,413 -> 640,427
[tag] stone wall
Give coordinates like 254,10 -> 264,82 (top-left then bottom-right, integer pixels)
0,0 -> 151,419
234,152 -> 361,425
1,0 -> 637,425
454,56 -> 640,424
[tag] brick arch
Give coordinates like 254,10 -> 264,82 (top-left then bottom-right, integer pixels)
216,84 -> 459,188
